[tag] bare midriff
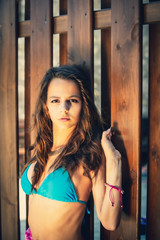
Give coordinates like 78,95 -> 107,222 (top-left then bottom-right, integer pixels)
28,195 -> 86,240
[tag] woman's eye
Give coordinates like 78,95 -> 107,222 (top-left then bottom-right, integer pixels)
70,99 -> 78,103
51,99 -> 59,103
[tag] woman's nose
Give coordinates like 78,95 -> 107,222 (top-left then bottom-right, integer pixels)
60,101 -> 70,112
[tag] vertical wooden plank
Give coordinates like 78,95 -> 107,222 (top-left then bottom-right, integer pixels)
60,0 -> 67,65
0,0 -> 19,239
30,0 -> 52,141
110,0 -> 142,240
67,1 -> 94,239
147,22 -> 160,240
67,0 -> 93,85
100,0 -> 111,238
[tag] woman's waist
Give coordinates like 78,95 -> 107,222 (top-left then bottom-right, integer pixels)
28,211 -> 83,240
28,226 -> 82,240
28,197 -> 86,232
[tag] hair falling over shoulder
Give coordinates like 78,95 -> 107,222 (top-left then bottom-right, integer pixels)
26,64 -> 104,191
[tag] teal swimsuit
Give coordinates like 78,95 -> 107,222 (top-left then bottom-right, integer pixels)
21,164 -> 87,205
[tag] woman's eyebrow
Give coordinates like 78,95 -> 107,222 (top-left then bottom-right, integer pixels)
49,95 -> 81,99
69,95 -> 81,99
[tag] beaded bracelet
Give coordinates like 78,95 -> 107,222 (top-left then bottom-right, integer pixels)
104,183 -> 124,209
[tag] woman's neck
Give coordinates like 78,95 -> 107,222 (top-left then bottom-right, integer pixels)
52,126 -> 75,150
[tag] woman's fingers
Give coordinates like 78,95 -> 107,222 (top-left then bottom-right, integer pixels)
101,129 -> 121,159
102,128 -> 112,141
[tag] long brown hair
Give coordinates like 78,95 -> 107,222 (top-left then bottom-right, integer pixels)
27,65 -> 104,190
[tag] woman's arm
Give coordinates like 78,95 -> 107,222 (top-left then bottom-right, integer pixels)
92,128 -> 122,231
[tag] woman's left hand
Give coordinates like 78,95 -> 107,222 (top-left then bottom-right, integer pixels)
101,128 -> 122,185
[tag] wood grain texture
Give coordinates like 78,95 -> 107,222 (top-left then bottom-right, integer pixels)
0,0 -> 19,239
30,0 -> 52,143
147,22 -> 160,240
18,2 -> 160,38
19,20 -> 30,38
67,1 -> 94,239
53,15 -> 68,34
110,0 -> 142,239
67,0 -> 93,78
143,2 -> 160,24
94,9 -> 111,30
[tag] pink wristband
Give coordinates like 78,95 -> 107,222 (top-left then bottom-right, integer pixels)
104,183 -> 124,209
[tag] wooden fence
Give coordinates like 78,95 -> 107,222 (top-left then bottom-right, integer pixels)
0,0 -> 160,239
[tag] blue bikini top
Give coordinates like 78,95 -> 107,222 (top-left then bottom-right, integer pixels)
21,164 -> 87,205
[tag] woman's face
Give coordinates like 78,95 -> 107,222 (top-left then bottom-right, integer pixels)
46,78 -> 82,131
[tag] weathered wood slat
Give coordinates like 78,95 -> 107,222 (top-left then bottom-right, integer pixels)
67,1 -> 94,239
110,0 -> 142,239
18,20 -> 30,38
30,0 -> 53,142
67,0 -> 93,78
143,2 -> 160,24
18,16 -> 68,38
94,9 -> 111,30
60,0 -> 67,65
53,15 -> 68,34
18,2 -> 160,38
0,0 -> 19,239
147,22 -> 160,240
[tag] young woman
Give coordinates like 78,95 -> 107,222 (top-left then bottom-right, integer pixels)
21,65 -> 122,240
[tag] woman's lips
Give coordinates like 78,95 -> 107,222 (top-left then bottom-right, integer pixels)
59,118 -> 70,122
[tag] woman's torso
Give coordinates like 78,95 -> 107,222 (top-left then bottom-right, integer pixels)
22,158 -> 92,240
